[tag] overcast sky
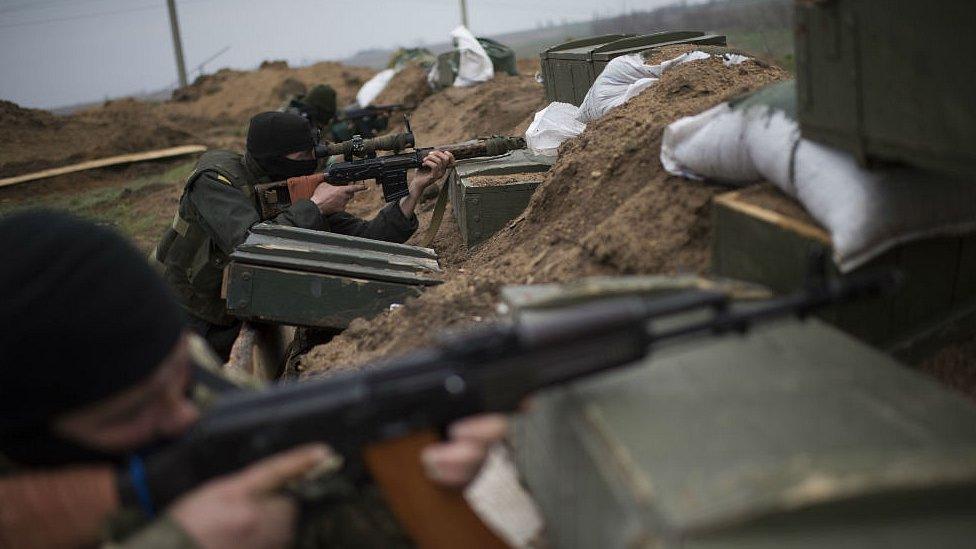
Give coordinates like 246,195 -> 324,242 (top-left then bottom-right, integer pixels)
0,0 -> 686,109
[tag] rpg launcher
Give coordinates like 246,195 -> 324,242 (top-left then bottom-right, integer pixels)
253,122 -> 526,219
120,269 -> 898,549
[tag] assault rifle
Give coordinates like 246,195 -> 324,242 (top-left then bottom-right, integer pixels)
122,269 -> 897,548
253,127 -> 526,219
331,103 -> 411,140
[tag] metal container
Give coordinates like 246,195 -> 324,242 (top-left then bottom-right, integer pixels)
508,282 -> 976,548
795,0 -> 976,176
448,149 -> 554,248
711,186 -> 976,361
540,31 -> 727,105
224,224 -> 441,329
540,34 -> 634,105
590,31 -> 727,77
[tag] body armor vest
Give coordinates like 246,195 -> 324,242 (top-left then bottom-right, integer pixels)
152,150 -> 261,326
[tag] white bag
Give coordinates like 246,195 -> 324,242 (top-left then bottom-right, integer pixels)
451,25 -> 494,87
356,68 -> 397,107
577,51 -> 711,123
660,81 -> 976,271
524,102 -> 586,157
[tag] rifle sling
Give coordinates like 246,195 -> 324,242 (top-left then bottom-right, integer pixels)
363,430 -> 508,549
422,181 -> 451,248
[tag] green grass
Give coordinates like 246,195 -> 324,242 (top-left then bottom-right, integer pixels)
0,161 -> 195,250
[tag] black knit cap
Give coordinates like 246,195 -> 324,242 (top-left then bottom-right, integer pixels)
246,111 -> 316,159
0,211 -> 184,434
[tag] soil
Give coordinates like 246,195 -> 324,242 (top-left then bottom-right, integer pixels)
299,53 -> 790,375
373,64 -> 433,108
406,73 -> 548,146
919,335 -> 976,402
0,61 -> 376,180
466,173 -> 543,187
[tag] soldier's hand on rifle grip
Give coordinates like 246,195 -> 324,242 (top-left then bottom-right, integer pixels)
401,151 -> 454,218
310,181 -> 368,215
420,414 -> 508,489
167,444 -> 333,549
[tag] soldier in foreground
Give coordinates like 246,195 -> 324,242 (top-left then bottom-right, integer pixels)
151,110 -> 453,359
0,211 -> 506,548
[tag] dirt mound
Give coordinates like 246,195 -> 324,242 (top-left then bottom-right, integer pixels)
166,61 -> 374,124
0,61 -> 378,180
408,73 -> 547,145
300,54 -> 789,375
373,65 -> 433,107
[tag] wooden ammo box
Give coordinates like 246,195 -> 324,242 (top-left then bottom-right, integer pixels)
540,31 -> 726,106
507,282 -> 976,547
223,223 -> 441,329
795,1 -> 976,176
711,186 -> 976,361
449,149 -> 554,248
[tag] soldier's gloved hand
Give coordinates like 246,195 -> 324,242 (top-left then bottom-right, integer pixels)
310,181 -> 368,215
420,414 -> 508,489
167,444 -> 333,549
286,173 -> 326,203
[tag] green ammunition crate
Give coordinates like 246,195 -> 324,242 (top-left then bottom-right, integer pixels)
511,308 -> 976,549
224,224 -> 441,329
590,32 -> 727,79
540,34 -> 632,105
540,31 -> 726,106
711,186 -> 976,361
448,149 -> 554,248
795,1 -> 976,176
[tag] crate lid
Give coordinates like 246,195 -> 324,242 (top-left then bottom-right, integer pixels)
455,149 -> 555,178
542,34 -> 634,60
591,32 -> 726,61
525,316 -> 976,533
230,224 -> 442,286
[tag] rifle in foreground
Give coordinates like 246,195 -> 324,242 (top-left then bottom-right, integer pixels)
123,269 -> 897,548
254,131 -> 526,219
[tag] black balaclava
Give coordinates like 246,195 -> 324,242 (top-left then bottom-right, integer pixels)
246,111 -> 318,180
302,84 -> 338,127
0,211 -> 185,467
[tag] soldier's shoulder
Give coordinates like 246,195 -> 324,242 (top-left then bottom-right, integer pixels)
187,150 -> 251,189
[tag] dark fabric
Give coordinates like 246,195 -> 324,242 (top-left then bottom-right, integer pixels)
325,202 -> 418,243
246,111 -> 315,159
256,155 -> 318,181
282,327 -> 344,379
303,85 -> 338,126
184,314 -> 242,362
0,211 -> 183,447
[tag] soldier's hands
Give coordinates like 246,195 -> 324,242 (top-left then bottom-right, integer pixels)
421,414 -> 508,489
168,444 -> 333,549
310,181 -> 368,215
400,151 -> 454,217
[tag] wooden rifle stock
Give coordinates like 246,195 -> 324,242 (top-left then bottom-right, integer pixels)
363,430 -> 509,549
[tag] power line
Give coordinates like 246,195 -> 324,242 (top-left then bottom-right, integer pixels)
0,0 -> 209,30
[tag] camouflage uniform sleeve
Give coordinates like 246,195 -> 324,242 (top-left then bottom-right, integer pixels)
106,516 -> 199,549
324,202 -> 418,244
187,173 -> 326,256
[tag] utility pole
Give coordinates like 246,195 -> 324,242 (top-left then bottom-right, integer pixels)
166,0 -> 188,88
459,0 -> 469,28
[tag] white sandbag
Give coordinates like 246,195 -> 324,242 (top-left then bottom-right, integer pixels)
356,68 -> 397,107
451,25 -> 494,87
660,81 -> 976,271
577,51 -> 713,123
525,102 -> 586,156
